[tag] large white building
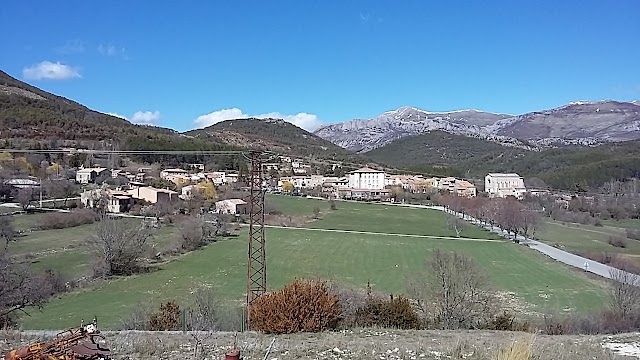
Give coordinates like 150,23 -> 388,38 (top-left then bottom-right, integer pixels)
348,167 -> 386,190
485,173 -> 527,199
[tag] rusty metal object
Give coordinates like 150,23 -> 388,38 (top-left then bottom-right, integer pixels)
4,318 -> 111,360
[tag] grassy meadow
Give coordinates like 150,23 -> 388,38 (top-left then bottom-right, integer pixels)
537,219 -> 640,266
7,195 -> 610,329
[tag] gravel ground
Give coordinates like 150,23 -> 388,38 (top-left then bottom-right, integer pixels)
2,329 -> 638,360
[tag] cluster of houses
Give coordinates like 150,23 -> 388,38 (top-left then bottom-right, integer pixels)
78,166 -> 244,214
278,168 -> 530,201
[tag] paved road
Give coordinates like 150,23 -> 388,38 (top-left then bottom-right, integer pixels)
388,202 -> 638,283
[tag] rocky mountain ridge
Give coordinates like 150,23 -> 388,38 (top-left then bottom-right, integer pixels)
315,101 -> 640,152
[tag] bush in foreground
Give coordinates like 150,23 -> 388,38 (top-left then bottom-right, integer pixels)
355,294 -> 422,329
249,279 -> 341,334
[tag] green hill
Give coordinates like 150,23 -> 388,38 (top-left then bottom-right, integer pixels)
365,131 -> 528,168
186,118 -> 367,163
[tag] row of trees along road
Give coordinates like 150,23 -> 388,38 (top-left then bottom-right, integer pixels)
438,194 -> 543,242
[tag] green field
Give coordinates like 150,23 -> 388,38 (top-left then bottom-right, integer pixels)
10,217 -> 179,278
9,196 -> 610,329
537,219 -> 640,264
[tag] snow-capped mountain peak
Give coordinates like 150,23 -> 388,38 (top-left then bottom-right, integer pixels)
314,101 -> 640,152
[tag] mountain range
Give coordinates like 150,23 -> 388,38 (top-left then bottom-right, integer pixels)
314,101 -> 640,152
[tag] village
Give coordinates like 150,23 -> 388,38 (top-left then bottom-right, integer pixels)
0,152 -> 546,217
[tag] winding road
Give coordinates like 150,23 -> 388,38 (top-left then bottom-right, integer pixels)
391,202 -> 637,283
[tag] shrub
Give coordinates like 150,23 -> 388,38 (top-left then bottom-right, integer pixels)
332,285 -> 370,328
626,229 -> 640,240
149,301 -> 181,331
187,288 -> 218,331
313,207 -> 321,219
608,236 -> 627,248
479,311 -> 530,332
249,279 -> 341,334
120,302 -> 154,330
38,209 -> 97,230
329,200 -> 337,211
178,217 -> 214,252
355,294 -> 421,329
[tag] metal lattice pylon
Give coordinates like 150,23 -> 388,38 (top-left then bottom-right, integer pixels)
245,151 -> 267,329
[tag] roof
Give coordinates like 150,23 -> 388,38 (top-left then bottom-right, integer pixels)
487,173 -> 522,177
351,167 -> 384,173
113,195 -> 132,200
162,168 -> 188,173
217,198 -> 247,205
4,178 -> 40,186
456,180 -> 476,188
77,167 -> 107,174
133,186 -> 177,194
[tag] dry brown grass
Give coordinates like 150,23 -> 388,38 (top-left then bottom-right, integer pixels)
0,329 -> 629,360
495,335 -> 534,360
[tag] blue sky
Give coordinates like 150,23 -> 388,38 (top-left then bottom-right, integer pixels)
1,1 -> 639,132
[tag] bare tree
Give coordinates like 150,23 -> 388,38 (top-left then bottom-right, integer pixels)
0,216 -> 16,247
609,268 -> 640,318
519,207 -> 542,239
14,188 -> 34,211
87,217 -> 153,277
0,246 -> 54,326
42,180 -> 63,207
187,287 -> 219,331
447,215 -> 464,237
178,216 -> 215,251
425,249 -> 494,329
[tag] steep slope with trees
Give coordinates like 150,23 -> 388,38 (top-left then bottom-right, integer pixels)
186,118 -> 367,162
365,131 -> 528,168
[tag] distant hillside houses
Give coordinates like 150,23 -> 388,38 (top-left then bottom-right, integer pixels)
276,167 -> 479,200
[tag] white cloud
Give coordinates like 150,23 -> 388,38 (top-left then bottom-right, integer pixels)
194,108 -> 247,128
193,108 -> 323,131
23,61 -> 81,80
130,110 -> 161,125
98,44 -> 127,58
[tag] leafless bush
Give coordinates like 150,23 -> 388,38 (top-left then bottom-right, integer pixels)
626,228 -> 640,240
609,268 -> 640,317
0,249 -> 56,327
313,207 -> 321,219
0,216 -> 16,244
178,217 -> 215,252
119,302 -> 154,330
608,236 -> 627,248
187,288 -> 219,331
447,215 -> 464,237
330,284 -> 374,328
416,249 -> 494,330
37,209 -> 97,230
329,199 -> 337,211
87,217 -> 153,277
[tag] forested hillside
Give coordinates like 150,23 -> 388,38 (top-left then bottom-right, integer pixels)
186,118 -> 367,163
